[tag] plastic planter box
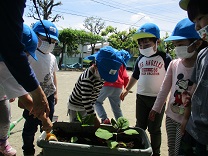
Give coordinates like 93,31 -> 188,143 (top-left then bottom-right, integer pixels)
37,122 -> 153,156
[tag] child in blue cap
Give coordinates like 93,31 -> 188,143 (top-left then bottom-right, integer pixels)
95,49 -> 130,124
68,46 -> 123,127
21,20 -> 59,156
0,24 -> 53,156
120,23 -> 172,156
148,18 -> 207,156
178,0 -> 208,155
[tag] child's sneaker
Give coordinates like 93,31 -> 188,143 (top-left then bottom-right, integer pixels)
101,118 -> 111,124
0,140 -> 16,156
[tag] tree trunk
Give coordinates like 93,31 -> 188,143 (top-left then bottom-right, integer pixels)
58,43 -> 65,69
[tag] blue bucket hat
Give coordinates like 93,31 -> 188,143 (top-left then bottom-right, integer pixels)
133,23 -> 160,40
164,18 -> 200,42
22,24 -> 38,60
96,46 -> 122,82
32,20 -> 59,41
118,50 -> 131,67
84,53 -> 98,61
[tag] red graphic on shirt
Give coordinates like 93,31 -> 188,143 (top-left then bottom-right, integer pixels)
140,59 -> 163,75
141,68 -> 159,75
174,73 -> 193,106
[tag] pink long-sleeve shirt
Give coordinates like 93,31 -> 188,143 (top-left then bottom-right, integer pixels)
152,59 -> 194,123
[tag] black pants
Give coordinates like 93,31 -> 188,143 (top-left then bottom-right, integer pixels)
22,94 -> 55,154
179,131 -> 208,156
136,94 -> 165,156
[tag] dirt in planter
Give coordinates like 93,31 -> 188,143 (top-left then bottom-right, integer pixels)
52,127 -> 145,149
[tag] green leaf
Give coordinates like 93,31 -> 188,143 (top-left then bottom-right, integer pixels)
117,117 -> 129,130
118,142 -> 126,148
81,124 -> 90,127
111,118 -> 118,129
106,140 -> 118,149
71,136 -> 78,143
76,112 -> 82,123
95,128 -> 113,140
123,129 -> 139,135
82,114 -> 95,125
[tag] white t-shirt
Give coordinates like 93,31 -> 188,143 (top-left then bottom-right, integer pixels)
134,55 -> 167,96
0,62 -> 27,100
28,51 -> 58,97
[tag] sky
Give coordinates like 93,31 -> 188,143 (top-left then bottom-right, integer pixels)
23,0 -> 188,38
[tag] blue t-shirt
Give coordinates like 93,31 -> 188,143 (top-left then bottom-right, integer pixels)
186,46 -> 208,145
0,0 -> 39,91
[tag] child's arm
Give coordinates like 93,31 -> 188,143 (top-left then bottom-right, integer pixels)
149,61 -> 173,121
18,94 -> 53,133
181,83 -> 197,135
120,76 -> 137,101
53,72 -> 58,105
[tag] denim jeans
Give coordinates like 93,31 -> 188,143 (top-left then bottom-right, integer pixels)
95,86 -> 123,121
136,94 -> 165,156
22,94 -> 55,154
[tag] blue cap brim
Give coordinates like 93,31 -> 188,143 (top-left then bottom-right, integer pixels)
29,51 -> 38,61
39,32 -> 59,42
83,53 -> 98,61
23,24 -> 38,61
164,36 -> 189,41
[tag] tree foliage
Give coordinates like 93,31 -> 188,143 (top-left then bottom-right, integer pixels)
101,26 -> 138,56
27,0 -> 63,22
83,17 -> 105,54
58,28 -> 103,68
83,17 -> 105,35
160,32 -> 176,59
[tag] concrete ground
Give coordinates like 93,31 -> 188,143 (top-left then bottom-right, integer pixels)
6,70 -> 168,156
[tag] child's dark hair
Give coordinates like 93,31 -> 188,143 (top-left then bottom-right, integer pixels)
137,37 -> 158,45
187,0 -> 208,22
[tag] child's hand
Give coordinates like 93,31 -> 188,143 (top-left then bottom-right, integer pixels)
149,110 -> 157,121
182,91 -> 191,107
120,89 -> 129,101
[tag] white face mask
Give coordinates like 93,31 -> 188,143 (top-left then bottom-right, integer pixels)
175,46 -> 195,59
197,25 -> 208,42
38,41 -> 55,54
139,46 -> 156,57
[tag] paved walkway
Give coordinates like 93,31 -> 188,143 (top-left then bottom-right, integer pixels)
8,71 -> 168,156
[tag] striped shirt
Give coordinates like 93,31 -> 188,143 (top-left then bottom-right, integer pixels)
68,67 -> 104,114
